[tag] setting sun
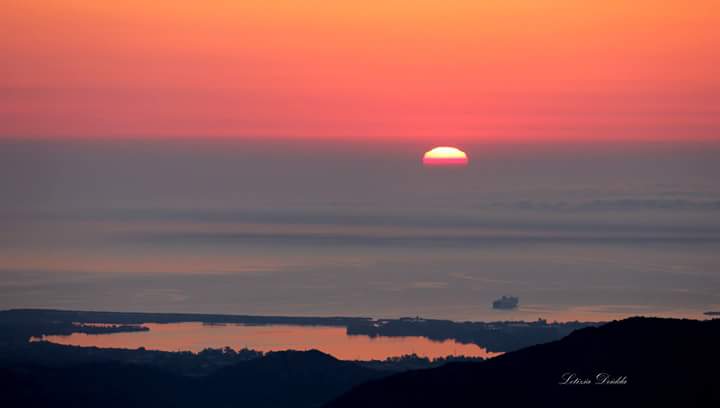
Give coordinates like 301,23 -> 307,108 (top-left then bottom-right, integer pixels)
422,146 -> 469,167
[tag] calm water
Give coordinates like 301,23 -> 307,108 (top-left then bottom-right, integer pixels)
37,322 -> 500,360
3,140 -> 720,321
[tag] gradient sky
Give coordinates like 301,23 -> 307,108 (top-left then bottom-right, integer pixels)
2,0 -> 719,141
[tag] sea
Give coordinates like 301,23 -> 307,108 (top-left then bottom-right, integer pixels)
2,139 -> 719,322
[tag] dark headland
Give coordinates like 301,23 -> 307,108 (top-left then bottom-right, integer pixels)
326,317 -> 720,408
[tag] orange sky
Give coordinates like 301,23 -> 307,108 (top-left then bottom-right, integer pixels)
1,0 -> 718,141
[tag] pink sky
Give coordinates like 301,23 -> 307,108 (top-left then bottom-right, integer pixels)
2,1 -> 718,141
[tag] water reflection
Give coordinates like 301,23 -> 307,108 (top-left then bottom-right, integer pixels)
39,322 -> 501,360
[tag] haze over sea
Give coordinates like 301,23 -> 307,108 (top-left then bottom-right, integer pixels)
2,139 -> 719,322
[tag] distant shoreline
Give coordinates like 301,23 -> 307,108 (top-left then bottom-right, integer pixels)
2,307 -> 603,326
3,308 -> 603,353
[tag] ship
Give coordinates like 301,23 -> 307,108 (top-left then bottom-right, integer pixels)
492,295 -> 519,310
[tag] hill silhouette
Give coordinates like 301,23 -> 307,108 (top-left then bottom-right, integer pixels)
326,317 -> 720,408
0,350 -> 385,408
198,350 -> 386,407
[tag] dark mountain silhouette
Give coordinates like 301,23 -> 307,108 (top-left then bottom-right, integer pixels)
0,350 -> 386,408
326,317 -> 720,408
198,350 -> 387,407
0,362 -> 188,408
3,317 -> 718,407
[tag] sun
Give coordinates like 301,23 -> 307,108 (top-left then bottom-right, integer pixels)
422,146 -> 469,167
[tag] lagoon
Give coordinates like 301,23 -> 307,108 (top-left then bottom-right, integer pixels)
37,322 -> 500,360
